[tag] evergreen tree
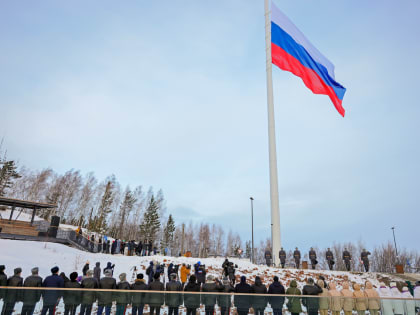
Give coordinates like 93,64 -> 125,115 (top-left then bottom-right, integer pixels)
139,195 -> 160,246
162,214 -> 175,252
0,160 -> 20,196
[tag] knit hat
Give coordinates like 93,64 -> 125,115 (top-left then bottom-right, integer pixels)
87,270 -> 94,276
51,266 -> 59,274
137,273 -> 144,280
70,272 -> 78,281
14,267 -> 22,275
31,267 -> 39,275
273,276 -> 279,282
119,273 -> 127,281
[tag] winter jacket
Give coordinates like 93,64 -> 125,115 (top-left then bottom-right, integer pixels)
63,281 -> 82,306
401,287 -> 416,315
94,263 -> 101,281
309,250 -> 317,260
317,280 -> 330,310
364,281 -> 380,311
286,280 -> 302,314
23,275 -> 43,305
251,277 -> 267,310
328,282 -> 343,312
80,277 -> 98,304
353,283 -> 367,311
234,278 -> 253,310
340,282 -> 354,311
302,283 -> 322,312
217,282 -> 234,308
196,266 -> 206,284
42,274 -> 65,305
148,279 -> 165,306
378,285 -> 393,315
202,281 -> 223,308
116,281 -> 131,304
390,286 -> 404,315
361,251 -> 371,264
0,271 -> 7,300
279,250 -> 286,263
131,279 -> 148,306
184,280 -> 201,309
82,263 -> 90,276
268,280 -> 285,310
165,280 -> 183,307
97,276 -> 117,306
293,250 -> 301,260
227,265 -> 235,281
180,265 -> 190,283
342,250 -> 351,261
146,262 -> 154,284
326,250 -> 334,261
167,264 -> 176,279
5,274 -> 23,303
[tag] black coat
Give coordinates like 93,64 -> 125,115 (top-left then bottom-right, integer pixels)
148,279 -> 165,306
302,284 -> 322,312
165,280 -> 183,307
234,281 -> 253,310
252,280 -> 267,310
0,272 -> 7,300
184,281 -> 201,309
80,277 -> 98,304
202,281 -> 223,308
279,250 -> 286,263
268,281 -> 285,310
293,250 -> 301,260
131,280 -> 148,306
116,281 -> 131,304
5,275 -> 23,303
94,264 -> 101,281
63,281 -> 81,306
97,276 -> 117,306
23,275 -> 43,305
82,264 -> 89,276
42,274 -> 64,305
217,283 -> 234,308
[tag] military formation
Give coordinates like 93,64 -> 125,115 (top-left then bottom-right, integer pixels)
264,248 -> 372,272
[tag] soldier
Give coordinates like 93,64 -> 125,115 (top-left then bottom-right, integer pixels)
22,267 -> 43,315
342,248 -> 352,271
279,248 -> 287,268
361,249 -> 371,272
309,247 -> 317,270
293,247 -> 301,269
264,249 -> 272,267
325,248 -> 334,271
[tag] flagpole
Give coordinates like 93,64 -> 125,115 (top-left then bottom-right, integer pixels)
264,0 -> 281,266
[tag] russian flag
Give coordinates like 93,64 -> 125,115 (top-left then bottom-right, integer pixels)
271,3 -> 347,117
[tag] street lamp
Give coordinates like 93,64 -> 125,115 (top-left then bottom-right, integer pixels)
250,197 -> 254,264
391,226 -> 398,257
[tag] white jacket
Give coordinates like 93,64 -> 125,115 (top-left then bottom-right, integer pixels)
401,288 -> 415,315
390,286 -> 404,315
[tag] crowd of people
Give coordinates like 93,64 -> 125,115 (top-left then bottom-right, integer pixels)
1,261 -> 419,315
264,248 -> 372,272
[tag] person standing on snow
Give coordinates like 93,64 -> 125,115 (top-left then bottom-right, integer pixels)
63,272 -> 81,315
293,248 -> 301,269
80,270 -> 98,315
82,261 -> 90,276
268,276 -> 285,315
93,262 -> 101,282
342,248 -> 352,271
234,276 -> 253,315
251,276 -> 267,315
325,248 -> 334,270
97,269 -> 117,315
279,248 -> 287,268
361,249 -> 371,272
115,273 -> 130,315
264,248 -> 272,266
21,267 -> 43,315
309,247 -> 317,270
165,273 -> 183,315
364,281 -> 380,315
3,267 -> 23,315
227,262 -> 236,286
41,266 -> 65,315
180,263 -> 190,287
103,262 -> 115,276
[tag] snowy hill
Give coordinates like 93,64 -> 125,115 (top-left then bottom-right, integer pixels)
0,239 -> 403,288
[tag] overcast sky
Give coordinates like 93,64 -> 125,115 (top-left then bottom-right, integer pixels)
1,0 -> 419,252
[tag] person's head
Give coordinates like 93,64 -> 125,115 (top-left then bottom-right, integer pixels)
189,275 -> 197,283
31,267 -> 39,275
295,247 -> 298,250
328,248 -> 330,250
0,265 -> 5,273
206,275 -> 214,282
255,276 -> 262,285
273,276 -> 279,282
307,278 -> 314,285
318,275 -> 325,280
182,263 -> 186,266
353,283 -> 360,290
119,273 -> 127,282
329,282 -> 337,290
86,261 -> 90,265
87,270 -> 94,278
96,262 -> 100,267
281,247 -> 284,250
51,266 -> 59,274
14,267 -> 22,276
310,247 -> 313,250
104,269 -> 112,277
240,276 -> 246,283
137,273 -> 144,280
153,273 -> 160,280
317,280 -> 325,288
365,281 -> 373,289
290,280 -> 297,288
222,276 -> 230,285
70,272 -> 78,282
390,282 -> 397,288
170,273 -> 177,281
342,281 -> 350,289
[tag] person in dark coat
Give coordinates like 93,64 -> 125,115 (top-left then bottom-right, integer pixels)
103,262 -> 115,276
165,273 -> 183,315
60,272 -> 70,284
111,240 -> 116,255
268,276 -> 285,315
279,248 -> 287,268
195,263 -> 206,285
148,273 -> 164,315
227,263 -> 236,286
264,249 -> 272,266
183,275 -> 201,315
361,249 -> 371,272
41,266 -> 65,315
0,265 -> 7,308
3,267 -> 23,315
82,261 -> 90,276
302,278 -> 322,315
64,272 -> 81,315
217,277 -> 234,315
309,248 -> 317,270
136,241 -> 143,256
116,273 -> 130,315
234,276 -> 253,315
293,248 -> 301,269
325,248 -> 334,271
222,259 -> 229,277
251,276 -> 267,315
80,270 -> 98,315
146,262 -> 154,285
94,262 -> 101,282
22,267 -> 43,315
202,275 -> 223,315
97,269 -> 117,315
342,248 -> 352,271
167,263 -> 176,279
131,274 -> 148,315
